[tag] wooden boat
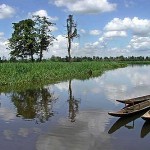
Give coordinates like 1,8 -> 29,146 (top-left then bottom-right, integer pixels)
141,110 -> 150,120
108,100 -> 150,117
116,95 -> 150,104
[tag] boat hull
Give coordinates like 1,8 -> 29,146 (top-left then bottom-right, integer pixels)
116,95 -> 150,104
141,111 -> 150,120
108,100 -> 150,117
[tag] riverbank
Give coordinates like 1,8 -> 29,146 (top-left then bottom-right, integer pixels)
0,61 -> 126,92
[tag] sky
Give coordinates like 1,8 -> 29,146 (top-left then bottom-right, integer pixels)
0,0 -> 150,59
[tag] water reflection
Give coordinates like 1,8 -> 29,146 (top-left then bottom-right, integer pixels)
68,80 -> 80,122
141,120 -> 150,138
108,110 -> 148,134
1,65 -> 150,150
36,110 -> 111,150
10,87 -> 57,123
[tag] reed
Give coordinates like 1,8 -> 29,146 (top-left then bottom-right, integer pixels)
0,61 -> 126,91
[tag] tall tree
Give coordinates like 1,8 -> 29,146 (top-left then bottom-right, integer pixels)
66,15 -> 78,62
8,19 -> 36,61
33,15 -> 55,61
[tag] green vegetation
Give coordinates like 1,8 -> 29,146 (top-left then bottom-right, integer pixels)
0,61 -> 126,92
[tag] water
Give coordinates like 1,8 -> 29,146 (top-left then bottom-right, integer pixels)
0,65 -> 150,150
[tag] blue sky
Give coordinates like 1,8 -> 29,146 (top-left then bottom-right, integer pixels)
0,0 -> 150,59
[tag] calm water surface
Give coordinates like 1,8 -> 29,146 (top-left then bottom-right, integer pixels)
1,65 -> 150,150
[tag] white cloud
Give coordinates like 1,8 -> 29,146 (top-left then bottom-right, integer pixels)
124,0 -> 135,8
127,36 -> 150,52
29,10 -> 58,21
0,33 -> 9,59
89,30 -> 101,36
51,0 -> 117,14
72,39 -> 107,57
104,17 -> 150,36
43,34 -> 79,58
95,17 -> 150,55
80,29 -> 86,34
103,31 -> 127,38
74,29 -> 127,57
0,32 -> 4,36
0,4 -> 16,19
49,26 -> 58,32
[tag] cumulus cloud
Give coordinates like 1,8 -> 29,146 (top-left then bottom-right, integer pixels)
124,0 -> 135,8
127,36 -> 150,52
28,10 -> 58,21
50,0 -> 117,14
28,10 -> 58,32
80,29 -> 86,34
0,4 -> 16,19
91,17 -> 150,55
103,31 -> 127,38
0,32 -> 9,58
74,29 -> 127,57
89,30 -> 101,36
49,26 -> 58,32
0,32 -> 4,37
43,34 -> 79,58
73,40 -> 107,57
48,16 -> 150,56
104,17 -> 150,36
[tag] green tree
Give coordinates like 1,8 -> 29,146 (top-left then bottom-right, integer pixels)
8,19 -> 36,61
33,15 -> 55,61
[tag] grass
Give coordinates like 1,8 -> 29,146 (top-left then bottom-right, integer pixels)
0,61 -> 126,92
125,61 -> 150,65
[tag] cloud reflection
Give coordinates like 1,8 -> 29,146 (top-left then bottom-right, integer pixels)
36,110 -> 112,150
3,130 -> 14,140
53,66 -> 150,106
0,108 -> 16,121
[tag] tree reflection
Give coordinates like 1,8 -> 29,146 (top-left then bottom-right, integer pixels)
10,87 -> 57,123
67,80 -> 80,122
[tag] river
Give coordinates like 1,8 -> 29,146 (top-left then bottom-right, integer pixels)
0,65 -> 150,150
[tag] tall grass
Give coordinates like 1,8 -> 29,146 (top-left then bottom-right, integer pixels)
0,61 -> 126,92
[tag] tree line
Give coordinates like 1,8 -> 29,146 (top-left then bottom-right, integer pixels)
1,55 -> 150,63
50,55 -> 150,62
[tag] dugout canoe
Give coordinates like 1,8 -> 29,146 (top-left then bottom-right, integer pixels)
108,100 -> 150,117
116,95 -> 150,104
141,110 -> 150,120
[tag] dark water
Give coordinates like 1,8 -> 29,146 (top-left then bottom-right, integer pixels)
1,65 -> 150,150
